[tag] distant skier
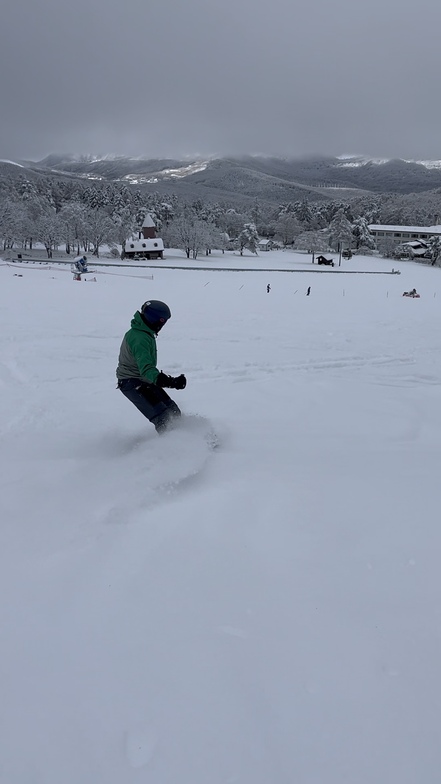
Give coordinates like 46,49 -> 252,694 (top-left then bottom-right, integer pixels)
267,283 -> 271,293
306,286 -> 311,296
116,300 -> 186,434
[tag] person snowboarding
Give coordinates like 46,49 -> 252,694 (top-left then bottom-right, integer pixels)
116,300 -> 186,434
267,283 -> 271,293
306,286 -> 311,296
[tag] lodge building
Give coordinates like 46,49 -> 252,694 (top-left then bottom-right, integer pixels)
369,224 -> 441,246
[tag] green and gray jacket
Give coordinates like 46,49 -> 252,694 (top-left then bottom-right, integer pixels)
116,311 -> 159,384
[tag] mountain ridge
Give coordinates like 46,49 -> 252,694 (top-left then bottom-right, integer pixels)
3,154 -> 441,207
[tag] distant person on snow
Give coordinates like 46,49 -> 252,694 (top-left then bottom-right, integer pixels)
267,283 -> 271,293
116,300 -> 186,434
306,286 -> 311,296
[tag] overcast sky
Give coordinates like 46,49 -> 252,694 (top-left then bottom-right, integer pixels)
1,0 -> 441,162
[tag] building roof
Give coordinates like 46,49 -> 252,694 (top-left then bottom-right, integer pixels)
369,224 -> 441,234
400,240 -> 428,248
142,213 -> 156,228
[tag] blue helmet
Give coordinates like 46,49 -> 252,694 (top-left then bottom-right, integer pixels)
141,300 -> 171,333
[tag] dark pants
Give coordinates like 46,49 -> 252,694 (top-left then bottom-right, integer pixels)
118,378 -> 181,433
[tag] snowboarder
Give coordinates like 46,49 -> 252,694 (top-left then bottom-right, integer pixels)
267,284 -> 271,293
306,286 -> 311,296
116,300 -> 186,434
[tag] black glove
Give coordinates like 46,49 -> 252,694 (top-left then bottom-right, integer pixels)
172,374 -> 187,390
157,372 -> 187,390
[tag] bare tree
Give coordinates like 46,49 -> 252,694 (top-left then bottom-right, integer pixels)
35,210 -> 62,258
295,230 -> 330,253
58,202 -> 88,255
0,198 -> 26,250
112,207 -> 136,249
84,209 -> 118,257
377,237 -> 397,258
168,212 -> 212,259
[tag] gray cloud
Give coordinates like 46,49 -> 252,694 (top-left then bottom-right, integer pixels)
1,0 -> 441,161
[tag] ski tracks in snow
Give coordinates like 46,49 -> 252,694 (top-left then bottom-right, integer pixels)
184,352 -> 437,386
79,415 -> 220,524
92,418 -> 220,529
1,413 -> 220,568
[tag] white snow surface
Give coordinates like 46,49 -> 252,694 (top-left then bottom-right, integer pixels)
1,250 -> 441,783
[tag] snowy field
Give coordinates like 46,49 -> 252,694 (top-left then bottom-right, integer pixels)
1,251 -> 441,783
4,244 -> 398,271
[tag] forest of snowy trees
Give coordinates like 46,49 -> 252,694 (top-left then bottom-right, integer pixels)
2,168 -> 441,259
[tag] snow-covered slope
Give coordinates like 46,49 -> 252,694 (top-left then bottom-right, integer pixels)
0,159 -> 25,167
1,250 -> 441,783
338,154 -> 441,169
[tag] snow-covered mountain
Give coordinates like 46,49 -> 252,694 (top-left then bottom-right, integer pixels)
0,158 -> 25,168
4,153 -> 441,203
410,159 -> 441,170
337,155 -> 391,167
338,154 -> 441,170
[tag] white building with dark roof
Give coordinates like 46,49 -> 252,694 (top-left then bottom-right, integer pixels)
258,239 -> 278,251
121,212 -> 164,260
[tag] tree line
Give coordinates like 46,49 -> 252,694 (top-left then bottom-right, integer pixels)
1,169 -> 441,259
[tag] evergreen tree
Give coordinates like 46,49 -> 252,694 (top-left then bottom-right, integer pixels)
328,210 -> 353,251
427,235 -> 441,266
238,223 -> 259,255
352,216 -> 375,250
